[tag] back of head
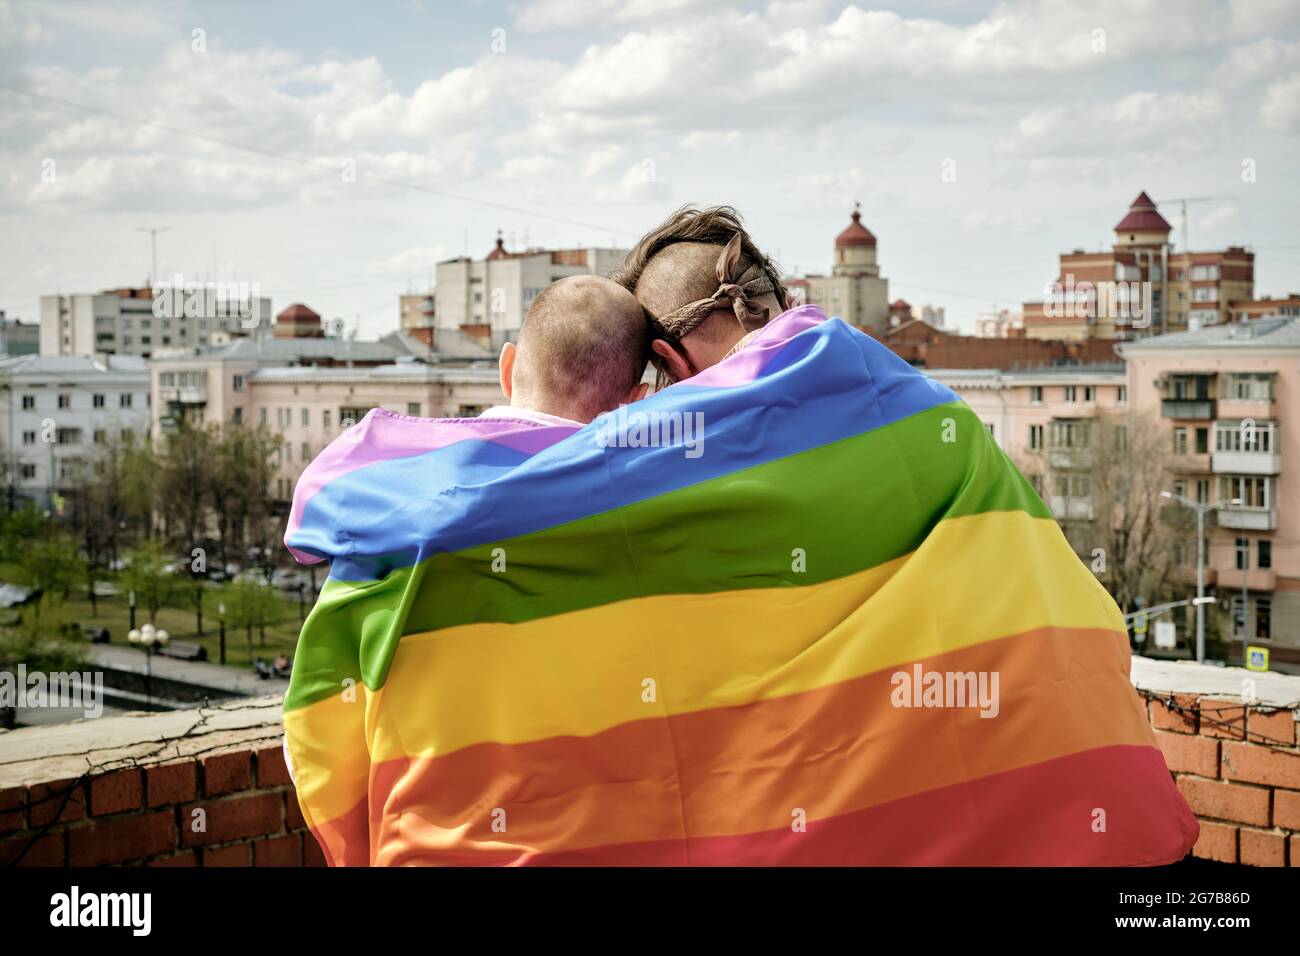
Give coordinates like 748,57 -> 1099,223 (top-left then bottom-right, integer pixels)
615,205 -> 789,347
512,275 -> 649,422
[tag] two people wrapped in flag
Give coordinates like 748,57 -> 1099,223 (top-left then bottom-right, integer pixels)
282,207 -> 1198,866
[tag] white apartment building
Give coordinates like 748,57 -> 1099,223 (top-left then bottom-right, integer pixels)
435,237 -> 629,348
0,355 -> 150,509
40,286 -> 272,359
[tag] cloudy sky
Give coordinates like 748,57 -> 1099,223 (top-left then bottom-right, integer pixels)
1,0 -> 1298,337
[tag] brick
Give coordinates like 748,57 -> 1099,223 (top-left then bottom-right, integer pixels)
1200,702 -> 1247,740
1155,731 -> 1219,778
181,792 -> 282,847
285,793 -> 306,830
27,778 -> 85,827
0,831 -> 65,867
203,843 -> 252,867
254,833 -> 301,867
146,761 -> 197,808
1150,694 -> 1198,734
1239,828 -> 1286,867
1250,708 -> 1297,747
202,751 -> 252,797
148,850 -> 198,867
256,745 -> 291,788
303,833 -> 327,867
1192,820 -> 1238,863
1176,778 -> 1270,826
89,768 -> 142,816
1221,741 -> 1300,790
0,785 -> 24,834
68,810 -> 177,866
1276,790 -> 1300,830
1292,835 -> 1300,867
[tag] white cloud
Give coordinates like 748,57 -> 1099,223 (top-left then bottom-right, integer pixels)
1260,72 -> 1300,130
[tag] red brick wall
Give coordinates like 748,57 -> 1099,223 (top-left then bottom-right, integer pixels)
0,745 -> 324,868
3,694 -> 1297,866
1147,693 -> 1299,867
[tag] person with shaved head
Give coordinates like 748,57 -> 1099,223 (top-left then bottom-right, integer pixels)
614,205 -> 791,386
491,274 -> 649,425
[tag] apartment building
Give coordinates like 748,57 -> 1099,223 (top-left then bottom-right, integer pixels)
803,205 -> 890,333
1120,317 -> 1300,663
929,364 -> 1130,521
435,236 -> 629,348
0,354 -> 150,509
40,286 -> 273,358
1023,192 -> 1255,341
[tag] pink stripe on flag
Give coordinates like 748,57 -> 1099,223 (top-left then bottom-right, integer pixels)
285,409 -> 576,563
681,305 -> 830,390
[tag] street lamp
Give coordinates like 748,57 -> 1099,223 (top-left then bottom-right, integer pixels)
128,622 -> 170,709
1160,491 -> 1242,664
218,602 -> 226,667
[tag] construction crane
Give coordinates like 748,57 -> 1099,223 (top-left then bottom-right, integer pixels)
1154,196 -> 1240,252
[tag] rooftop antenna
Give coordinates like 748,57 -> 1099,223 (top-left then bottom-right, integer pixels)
134,225 -> 171,288
1155,196 -> 1240,252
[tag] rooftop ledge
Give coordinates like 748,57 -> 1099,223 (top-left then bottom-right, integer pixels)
0,658 -> 1296,867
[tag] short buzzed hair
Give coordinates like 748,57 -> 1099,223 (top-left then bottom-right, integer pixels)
513,275 -> 649,421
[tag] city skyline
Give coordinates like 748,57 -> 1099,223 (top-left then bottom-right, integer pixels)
2,0 -> 1300,338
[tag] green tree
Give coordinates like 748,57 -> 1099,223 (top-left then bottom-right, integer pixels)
120,540 -> 180,624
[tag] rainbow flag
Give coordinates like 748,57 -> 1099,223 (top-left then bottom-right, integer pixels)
282,305 -> 1198,866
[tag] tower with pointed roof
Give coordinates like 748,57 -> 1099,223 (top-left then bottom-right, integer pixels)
803,204 -> 890,332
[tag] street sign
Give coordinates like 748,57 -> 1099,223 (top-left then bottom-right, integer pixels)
1246,645 -> 1270,672
1154,620 -> 1176,650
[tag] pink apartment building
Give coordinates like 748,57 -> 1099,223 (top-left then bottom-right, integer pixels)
1120,318 -> 1300,665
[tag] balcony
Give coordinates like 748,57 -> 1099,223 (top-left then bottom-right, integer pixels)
1162,398 -> 1216,420
1049,497 -> 1094,521
1217,506 -> 1277,531
1169,452 -> 1211,474
1212,449 -> 1281,475
1048,447 -> 1092,470
1218,398 -> 1276,421
159,384 -> 208,405
1215,567 -> 1277,591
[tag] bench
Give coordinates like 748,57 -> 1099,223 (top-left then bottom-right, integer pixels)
158,641 -> 208,662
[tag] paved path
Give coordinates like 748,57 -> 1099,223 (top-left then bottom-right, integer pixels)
85,643 -> 290,698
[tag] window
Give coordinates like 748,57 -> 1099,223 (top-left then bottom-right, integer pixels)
1114,425 -> 1128,451
1227,373 -> 1274,401
21,395 -> 34,410
121,429 -> 134,443
1189,264 -> 1220,281
233,407 -> 244,426
120,393 -> 133,408
301,408 -> 310,428
1117,385 -> 1127,404
1195,427 -> 1208,455
93,429 -> 106,445
458,404 -> 486,416
1050,420 -> 1089,449
1083,386 -> 1095,403
1195,479 -> 1209,504
301,442 -> 310,461
58,394 -> 70,409
56,427 -> 82,445
340,407 -> 369,425
1255,597 -> 1271,641
20,464 -> 35,480
1231,596 -> 1247,638
259,408 -> 268,427
1029,424 -> 1044,451
1052,473 -> 1091,498
984,422 -> 995,438
1216,420 -> 1273,453
1219,475 -> 1269,508
1173,428 -> 1188,455
407,403 -> 422,417
1192,286 -> 1218,302
1028,473 -> 1043,494
1172,479 -> 1187,498
1235,537 -> 1249,571
1030,386 -> 1043,404
1064,386 -> 1078,403
233,374 -> 245,392
1258,540 -> 1272,570
22,431 -> 35,446
322,410 -> 332,430
93,393 -> 105,408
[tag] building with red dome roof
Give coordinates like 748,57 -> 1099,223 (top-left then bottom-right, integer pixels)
804,204 -> 890,332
